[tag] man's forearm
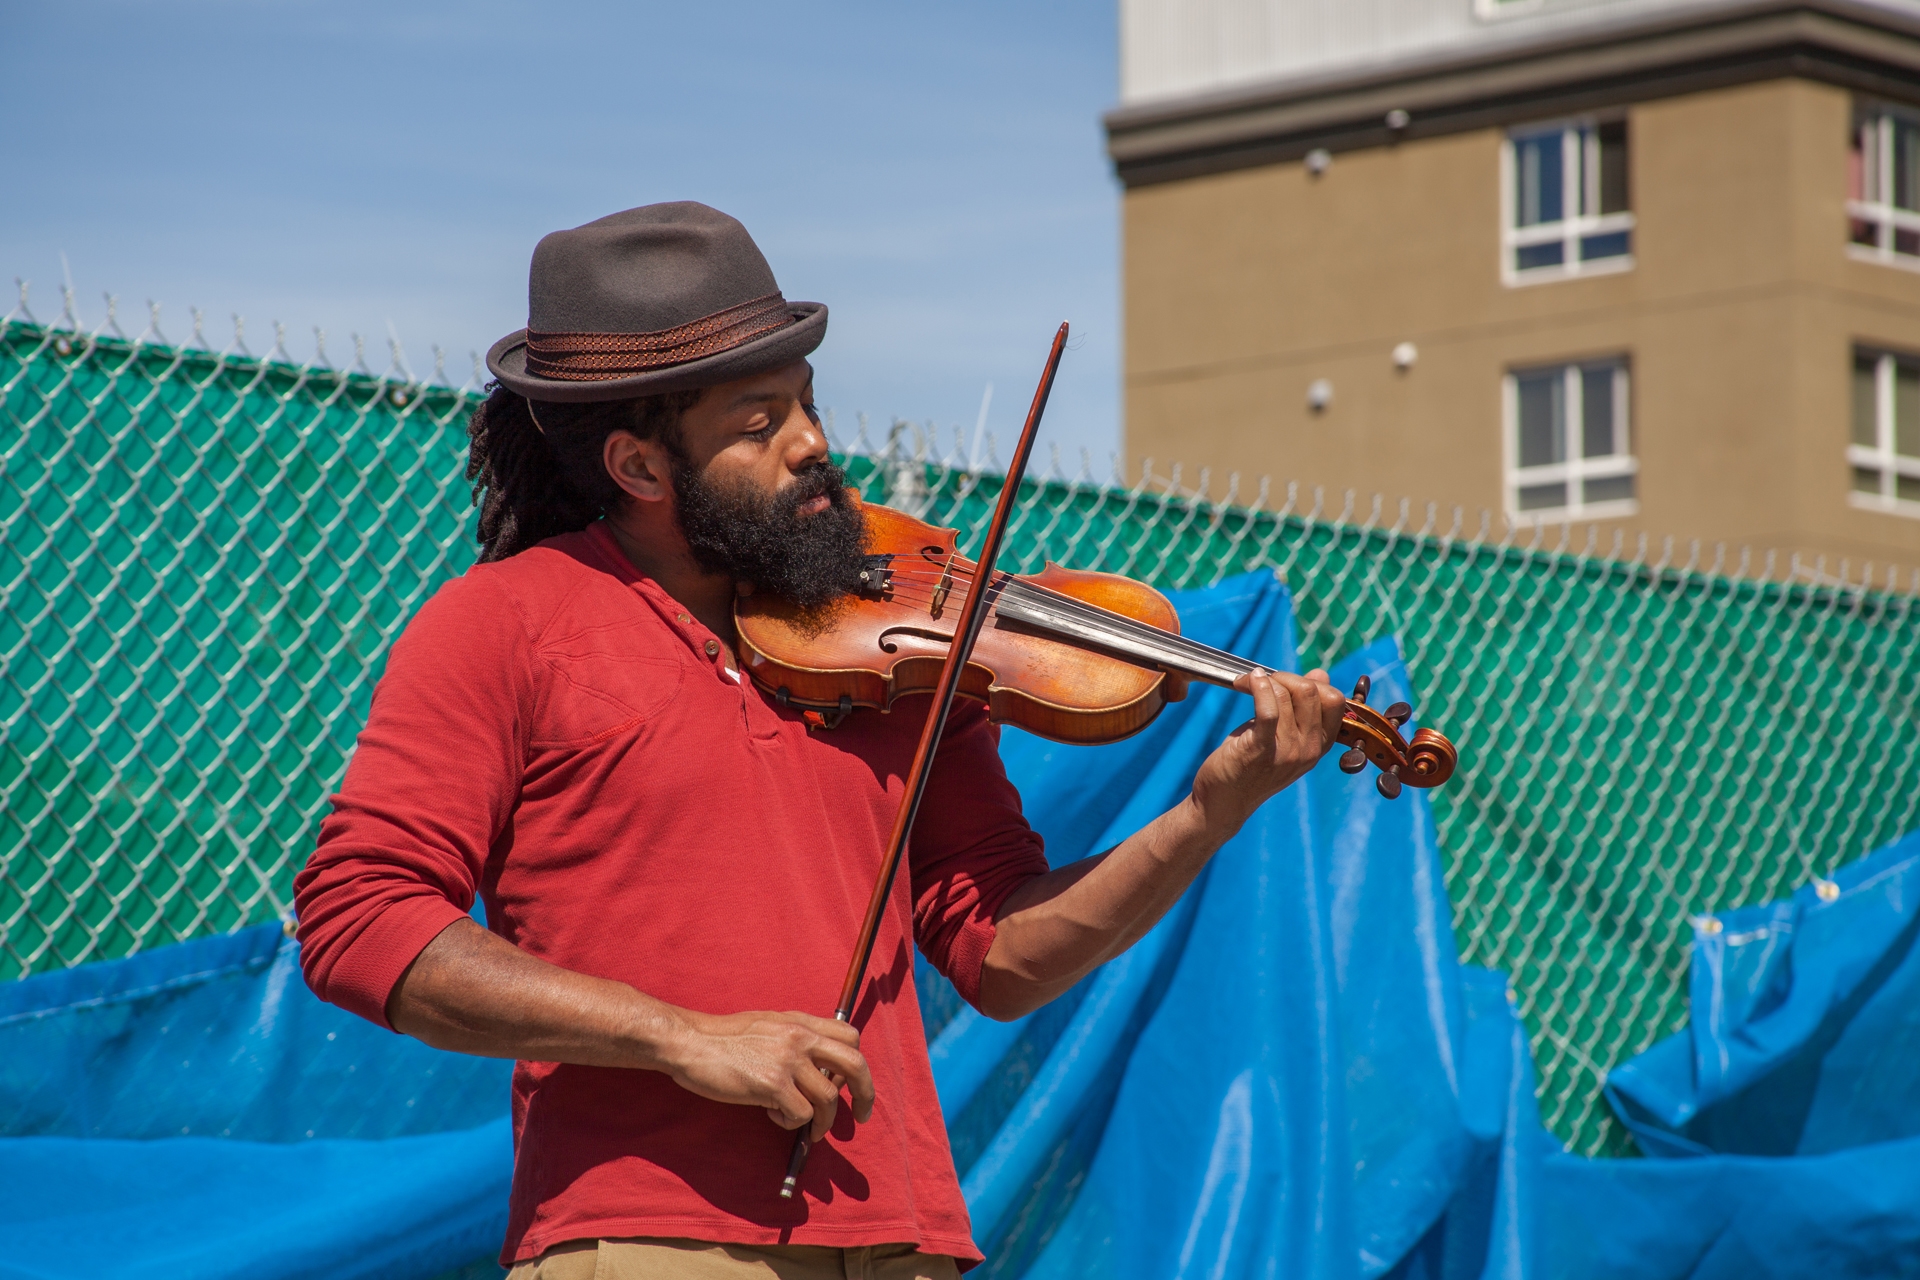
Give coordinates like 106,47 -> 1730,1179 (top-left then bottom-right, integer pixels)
976,666 -> 1347,1022
388,916 -> 690,1068
976,794 -> 1232,1020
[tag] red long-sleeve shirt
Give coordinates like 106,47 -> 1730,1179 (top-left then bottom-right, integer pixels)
292,522 -> 1049,1267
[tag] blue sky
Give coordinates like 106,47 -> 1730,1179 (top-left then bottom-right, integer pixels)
1,0 -> 1123,461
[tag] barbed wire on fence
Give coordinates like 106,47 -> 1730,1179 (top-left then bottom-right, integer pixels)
6,297 -> 1919,1159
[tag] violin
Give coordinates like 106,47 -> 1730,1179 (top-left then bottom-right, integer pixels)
735,500 -> 1457,800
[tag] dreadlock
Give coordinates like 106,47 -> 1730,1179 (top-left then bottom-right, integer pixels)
464,384 -> 704,562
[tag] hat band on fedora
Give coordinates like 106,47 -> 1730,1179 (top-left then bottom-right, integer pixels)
523,293 -> 795,381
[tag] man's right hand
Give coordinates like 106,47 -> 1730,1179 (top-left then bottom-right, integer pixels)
666,1010 -> 875,1143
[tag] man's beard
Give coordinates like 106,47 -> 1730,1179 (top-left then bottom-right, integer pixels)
671,456 -> 869,610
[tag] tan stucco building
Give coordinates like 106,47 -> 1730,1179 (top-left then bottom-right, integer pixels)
1107,0 -> 1920,570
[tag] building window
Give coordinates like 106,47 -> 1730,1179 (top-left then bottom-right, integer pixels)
1505,359 -> 1637,521
1849,106 -> 1920,265
1503,120 -> 1633,284
1850,347 -> 1920,515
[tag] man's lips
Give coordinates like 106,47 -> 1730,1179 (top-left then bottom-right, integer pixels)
797,494 -> 831,516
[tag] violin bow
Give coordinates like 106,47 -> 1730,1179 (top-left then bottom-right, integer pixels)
780,321 -> 1069,1198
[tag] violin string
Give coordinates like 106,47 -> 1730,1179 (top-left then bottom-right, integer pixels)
865,564 -> 1263,679
873,565 -> 1253,672
849,571 -> 1009,618
836,568 -> 1384,740
838,574 -> 1344,714
831,561 -> 1373,724
879,566 -> 1261,675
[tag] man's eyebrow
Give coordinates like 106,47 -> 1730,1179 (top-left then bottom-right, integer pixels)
725,378 -> 815,411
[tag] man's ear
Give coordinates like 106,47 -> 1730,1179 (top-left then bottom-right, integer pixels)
603,431 -> 674,505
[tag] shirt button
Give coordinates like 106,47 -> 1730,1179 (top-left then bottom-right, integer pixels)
704,640 -> 720,658
676,613 -> 690,624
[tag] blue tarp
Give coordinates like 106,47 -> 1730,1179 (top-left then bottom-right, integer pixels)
0,919 -> 512,1279
1568,830 -> 1920,1277
1607,832 -> 1920,1158
6,572 -> 1920,1279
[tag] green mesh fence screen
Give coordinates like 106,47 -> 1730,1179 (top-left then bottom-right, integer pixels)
6,308 -> 1920,1159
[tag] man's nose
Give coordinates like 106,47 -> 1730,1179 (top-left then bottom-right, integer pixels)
784,404 -> 829,469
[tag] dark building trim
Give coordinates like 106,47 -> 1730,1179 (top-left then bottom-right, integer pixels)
1105,0 -> 1920,188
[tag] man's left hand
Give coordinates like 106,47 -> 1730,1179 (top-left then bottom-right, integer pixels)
1189,667 -> 1346,839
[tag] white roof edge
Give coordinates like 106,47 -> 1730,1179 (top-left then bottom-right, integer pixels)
1119,0 -> 1920,109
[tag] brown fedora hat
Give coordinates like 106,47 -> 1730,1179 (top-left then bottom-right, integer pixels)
486,202 -> 827,402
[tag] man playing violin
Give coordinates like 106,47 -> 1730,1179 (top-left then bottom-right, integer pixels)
293,202 -> 1346,1280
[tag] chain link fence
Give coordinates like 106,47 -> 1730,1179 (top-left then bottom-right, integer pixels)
7,298 -> 1920,1158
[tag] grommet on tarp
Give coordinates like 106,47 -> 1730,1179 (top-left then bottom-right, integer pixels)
1692,914 -> 1724,936
1815,878 -> 1841,902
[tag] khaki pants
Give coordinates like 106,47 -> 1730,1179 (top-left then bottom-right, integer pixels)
506,1237 -> 962,1280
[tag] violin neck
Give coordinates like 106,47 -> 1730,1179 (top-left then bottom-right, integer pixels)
990,579 -> 1265,688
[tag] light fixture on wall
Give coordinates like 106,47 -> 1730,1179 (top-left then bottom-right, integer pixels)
1307,378 -> 1334,412
1385,108 -> 1411,132
1392,342 -> 1418,371
1305,148 -> 1331,177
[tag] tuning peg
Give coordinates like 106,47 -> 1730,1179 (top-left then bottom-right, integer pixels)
1384,702 -> 1411,726
1350,675 -> 1370,705
1376,766 -> 1402,800
1339,748 -> 1368,774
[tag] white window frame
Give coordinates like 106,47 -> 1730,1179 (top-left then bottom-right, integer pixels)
1503,360 -> 1639,525
1848,106 -> 1920,271
1848,348 -> 1920,518
1501,118 -> 1635,287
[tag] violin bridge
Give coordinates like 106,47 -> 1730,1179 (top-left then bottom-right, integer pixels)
929,569 -> 953,620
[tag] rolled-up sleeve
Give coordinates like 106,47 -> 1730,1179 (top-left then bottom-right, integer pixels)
908,705 -> 1049,1010
292,571 -> 531,1028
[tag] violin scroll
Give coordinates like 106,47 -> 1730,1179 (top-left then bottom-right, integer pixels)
1334,674 -> 1458,800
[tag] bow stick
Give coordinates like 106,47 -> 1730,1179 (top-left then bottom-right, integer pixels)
779,321 -> 1070,1198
